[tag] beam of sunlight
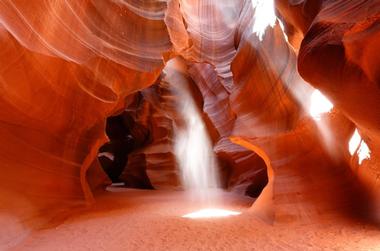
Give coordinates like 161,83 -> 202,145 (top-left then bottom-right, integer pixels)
165,58 -> 219,203
251,0 -> 276,41
349,129 -> 371,165
309,90 -> 334,120
182,208 -> 241,219
173,93 -> 219,202
278,19 -> 289,42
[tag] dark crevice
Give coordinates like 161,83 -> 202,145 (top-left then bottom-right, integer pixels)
98,107 -> 154,189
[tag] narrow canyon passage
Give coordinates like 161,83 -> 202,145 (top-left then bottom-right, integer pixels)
1,0 -> 380,250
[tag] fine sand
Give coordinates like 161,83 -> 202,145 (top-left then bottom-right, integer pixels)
8,189 -> 380,251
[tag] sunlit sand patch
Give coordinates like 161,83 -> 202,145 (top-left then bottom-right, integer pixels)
182,208 -> 241,219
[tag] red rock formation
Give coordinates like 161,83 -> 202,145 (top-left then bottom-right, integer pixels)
0,1 -> 380,246
0,0 -> 170,227
188,62 -> 269,194
294,0 -> 380,218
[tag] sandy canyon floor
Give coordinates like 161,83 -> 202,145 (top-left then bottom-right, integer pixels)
6,189 -> 380,251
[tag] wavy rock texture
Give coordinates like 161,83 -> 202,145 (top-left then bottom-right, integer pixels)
0,0 -> 380,247
294,0 -> 380,218
0,1 -> 170,238
187,62 -> 268,195
125,78 -> 181,189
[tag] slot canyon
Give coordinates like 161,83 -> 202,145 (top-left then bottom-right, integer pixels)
1,0 -> 380,250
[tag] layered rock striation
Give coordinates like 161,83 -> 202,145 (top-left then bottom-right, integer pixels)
0,2 -> 379,241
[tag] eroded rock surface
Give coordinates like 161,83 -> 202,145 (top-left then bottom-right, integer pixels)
1,1 -> 380,248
